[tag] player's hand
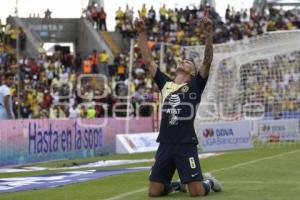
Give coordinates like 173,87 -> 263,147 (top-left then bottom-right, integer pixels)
201,8 -> 213,32
134,18 -> 146,33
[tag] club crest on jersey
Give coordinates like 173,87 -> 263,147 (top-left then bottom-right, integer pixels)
181,86 -> 189,93
169,94 -> 181,107
168,94 -> 181,125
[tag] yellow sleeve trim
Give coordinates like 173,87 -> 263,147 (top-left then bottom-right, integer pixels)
161,82 -> 187,103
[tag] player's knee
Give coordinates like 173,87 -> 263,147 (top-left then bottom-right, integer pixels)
189,190 -> 203,197
148,189 -> 163,197
189,190 -> 205,197
188,184 -> 205,197
148,181 -> 165,197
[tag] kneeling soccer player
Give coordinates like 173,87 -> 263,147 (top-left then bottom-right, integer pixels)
135,9 -> 223,197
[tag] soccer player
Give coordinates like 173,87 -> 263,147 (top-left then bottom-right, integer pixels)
135,10 -> 222,197
0,73 -> 15,120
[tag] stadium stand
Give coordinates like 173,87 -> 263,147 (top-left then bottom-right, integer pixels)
0,3 -> 299,120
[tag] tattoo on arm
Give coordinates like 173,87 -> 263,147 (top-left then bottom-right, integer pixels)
200,31 -> 213,78
137,31 -> 157,77
203,32 -> 213,70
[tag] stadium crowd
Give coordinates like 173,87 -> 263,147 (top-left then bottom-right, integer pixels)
113,4 -> 300,74
0,4 -> 299,120
1,39 -> 157,119
241,51 -> 300,119
115,4 -> 300,43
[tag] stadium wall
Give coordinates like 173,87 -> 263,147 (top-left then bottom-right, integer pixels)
0,117 -> 153,166
77,19 -> 114,61
7,17 -> 115,60
7,17 -> 41,58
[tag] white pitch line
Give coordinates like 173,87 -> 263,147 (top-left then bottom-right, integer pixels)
104,188 -> 147,200
222,181 -> 300,184
211,148 -> 300,173
105,148 -> 300,200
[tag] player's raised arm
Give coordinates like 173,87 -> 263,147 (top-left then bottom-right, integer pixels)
199,9 -> 213,79
134,18 -> 157,78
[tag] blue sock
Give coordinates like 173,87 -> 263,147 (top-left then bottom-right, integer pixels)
163,181 -> 181,195
166,181 -> 212,195
171,181 -> 181,191
202,180 -> 212,196
163,183 -> 174,195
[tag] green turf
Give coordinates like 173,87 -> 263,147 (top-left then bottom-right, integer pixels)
0,144 -> 300,200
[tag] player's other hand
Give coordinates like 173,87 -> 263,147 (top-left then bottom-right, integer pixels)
134,18 -> 146,33
201,8 -> 213,32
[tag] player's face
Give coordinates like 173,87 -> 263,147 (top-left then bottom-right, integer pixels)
176,59 -> 196,77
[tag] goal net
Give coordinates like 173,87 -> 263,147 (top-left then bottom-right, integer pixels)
160,30 -> 300,148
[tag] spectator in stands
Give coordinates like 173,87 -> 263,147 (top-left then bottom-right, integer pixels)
225,5 -> 231,22
139,4 -> 148,19
0,20 -> 4,43
90,3 -> 99,28
86,105 -> 96,118
49,106 -> 58,119
9,25 -> 17,48
20,101 -> 31,118
85,6 -> 93,22
69,104 -> 79,118
115,7 -> 125,30
83,56 -> 92,74
99,50 -> 109,76
91,49 -> 99,73
0,73 -> 15,119
159,4 -> 168,21
115,6 -> 125,20
114,51 -> 127,81
57,105 -> 67,118
18,27 -> 26,51
73,53 -> 82,73
148,6 -> 156,27
99,7 -> 107,30
44,9 -> 52,19
4,24 -> 11,46
125,5 -> 134,23
116,62 -> 126,81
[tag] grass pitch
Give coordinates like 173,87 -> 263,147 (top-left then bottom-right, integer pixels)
0,144 -> 300,200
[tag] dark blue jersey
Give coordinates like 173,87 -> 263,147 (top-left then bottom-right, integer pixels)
153,68 -> 208,144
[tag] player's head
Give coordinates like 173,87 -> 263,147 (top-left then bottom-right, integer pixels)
176,57 -> 197,79
4,72 -> 14,87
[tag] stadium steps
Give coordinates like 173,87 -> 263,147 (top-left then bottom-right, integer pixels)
108,31 -> 127,50
99,31 -> 120,56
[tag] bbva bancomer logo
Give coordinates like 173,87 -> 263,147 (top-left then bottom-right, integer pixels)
262,124 -> 271,131
203,128 -> 214,138
203,128 -> 234,138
